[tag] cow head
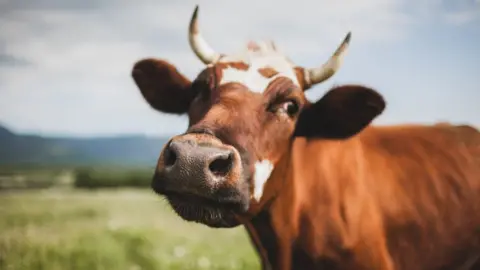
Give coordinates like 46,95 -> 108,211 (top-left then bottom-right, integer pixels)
131,6 -> 386,228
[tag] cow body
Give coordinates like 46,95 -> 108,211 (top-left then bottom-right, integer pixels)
244,124 -> 480,269
131,5 -> 480,270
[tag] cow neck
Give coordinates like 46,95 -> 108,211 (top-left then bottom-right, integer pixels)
242,138 -> 296,269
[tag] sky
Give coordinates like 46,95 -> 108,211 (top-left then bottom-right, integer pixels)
0,0 -> 479,137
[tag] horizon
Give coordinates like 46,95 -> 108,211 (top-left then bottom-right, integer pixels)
0,122 -> 174,138
1,0 -> 479,137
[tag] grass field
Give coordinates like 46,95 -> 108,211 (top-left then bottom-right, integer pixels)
0,189 -> 260,270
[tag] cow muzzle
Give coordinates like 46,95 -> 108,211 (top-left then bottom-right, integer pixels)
152,133 -> 249,228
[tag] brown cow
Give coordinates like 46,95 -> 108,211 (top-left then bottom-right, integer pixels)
131,6 -> 480,270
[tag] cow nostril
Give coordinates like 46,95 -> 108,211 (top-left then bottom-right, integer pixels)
208,152 -> 234,177
164,144 -> 178,167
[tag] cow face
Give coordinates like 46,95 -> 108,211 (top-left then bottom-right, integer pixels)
131,6 -> 386,228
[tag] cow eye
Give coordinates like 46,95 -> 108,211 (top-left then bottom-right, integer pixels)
277,100 -> 299,117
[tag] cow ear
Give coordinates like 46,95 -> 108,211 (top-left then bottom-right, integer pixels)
293,85 -> 386,139
131,58 -> 193,114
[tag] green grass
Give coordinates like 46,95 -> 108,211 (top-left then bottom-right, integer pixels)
0,189 -> 260,270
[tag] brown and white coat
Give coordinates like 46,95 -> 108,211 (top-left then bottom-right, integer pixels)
131,5 -> 480,270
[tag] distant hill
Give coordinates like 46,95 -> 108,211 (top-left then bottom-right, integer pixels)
0,125 -> 171,167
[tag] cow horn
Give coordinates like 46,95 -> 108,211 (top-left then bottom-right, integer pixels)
188,5 -> 221,65
304,32 -> 352,88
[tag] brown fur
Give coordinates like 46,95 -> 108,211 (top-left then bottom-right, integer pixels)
294,67 -> 308,90
132,59 -> 192,114
186,76 -> 307,196
245,124 -> 480,270
131,58 -> 480,270
219,61 -> 250,70
258,67 -> 279,78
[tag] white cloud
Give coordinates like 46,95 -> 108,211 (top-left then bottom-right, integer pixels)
408,0 -> 480,25
0,0 -> 478,136
444,8 -> 480,25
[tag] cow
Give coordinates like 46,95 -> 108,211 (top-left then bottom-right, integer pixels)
130,5 -> 480,270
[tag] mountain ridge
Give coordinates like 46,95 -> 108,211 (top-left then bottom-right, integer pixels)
0,124 -> 172,167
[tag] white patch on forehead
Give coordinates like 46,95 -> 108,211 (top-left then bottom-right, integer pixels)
253,160 -> 274,202
218,41 -> 300,93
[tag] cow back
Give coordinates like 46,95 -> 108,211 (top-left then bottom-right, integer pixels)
360,124 -> 480,270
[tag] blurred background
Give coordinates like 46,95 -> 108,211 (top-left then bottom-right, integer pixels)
0,0 -> 479,269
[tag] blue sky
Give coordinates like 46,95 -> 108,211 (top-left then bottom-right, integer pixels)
0,0 -> 478,137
